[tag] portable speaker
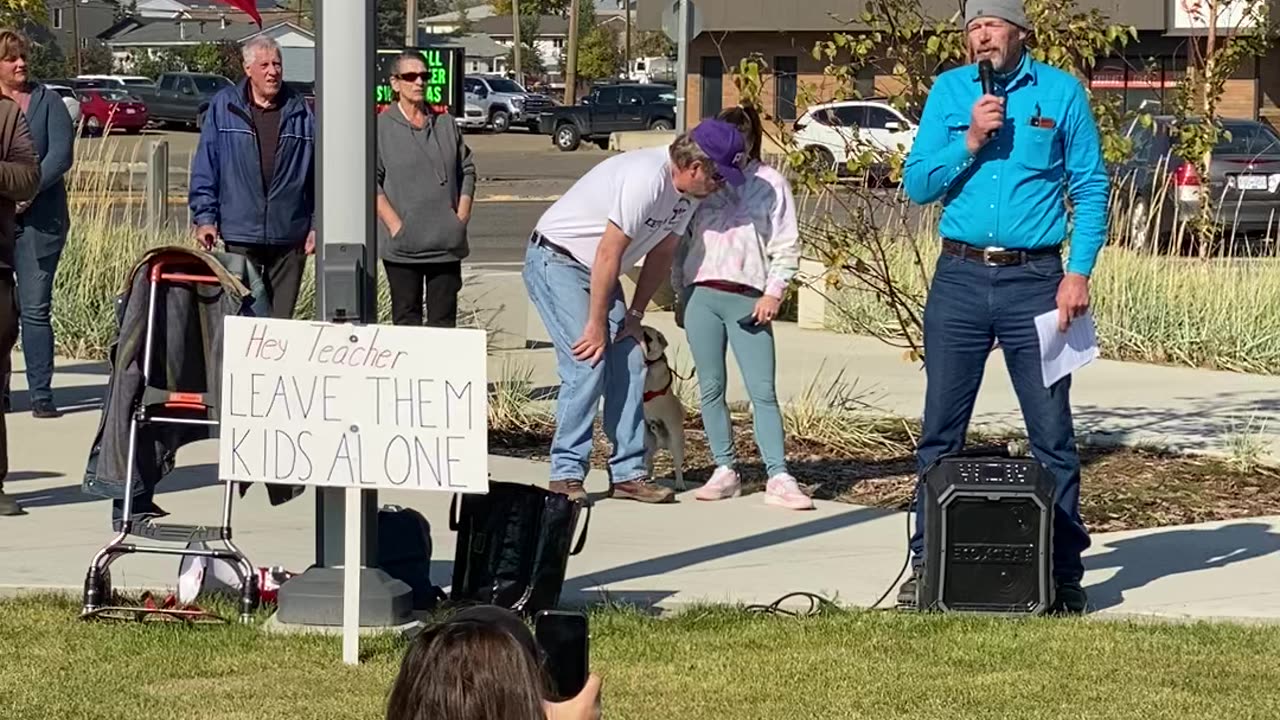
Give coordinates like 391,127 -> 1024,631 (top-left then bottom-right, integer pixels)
918,454 -> 1055,615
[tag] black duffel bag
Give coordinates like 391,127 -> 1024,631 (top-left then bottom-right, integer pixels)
449,481 -> 591,616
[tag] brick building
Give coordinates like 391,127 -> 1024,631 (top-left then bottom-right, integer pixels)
636,0 -> 1280,129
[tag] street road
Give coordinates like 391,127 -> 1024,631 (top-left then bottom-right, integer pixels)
76,129 -> 606,264
75,127 -> 608,197
76,130 -> 925,265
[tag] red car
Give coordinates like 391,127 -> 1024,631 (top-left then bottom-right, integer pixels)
75,88 -> 149,135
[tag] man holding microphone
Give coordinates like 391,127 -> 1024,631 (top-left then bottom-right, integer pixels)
899,0 -> 1109,614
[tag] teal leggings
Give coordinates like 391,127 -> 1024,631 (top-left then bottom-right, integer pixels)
683,285 -> 788,477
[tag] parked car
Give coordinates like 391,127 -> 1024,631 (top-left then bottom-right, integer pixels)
537,83 -> 676,152
464,74 -> 555,133
131,72 -> 232,129
457,101 -> 487,131
42,82 -> 81,125
1114,115 -> 1280,249
75,74 -> 155,90
75,87 -> 149,135
792,99 -> 919,180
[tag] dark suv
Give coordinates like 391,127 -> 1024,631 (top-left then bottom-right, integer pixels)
537,83 -> 676,151
1114,116 -> 1280,250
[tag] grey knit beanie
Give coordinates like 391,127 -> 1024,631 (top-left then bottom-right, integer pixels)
964,0 -> 1030,29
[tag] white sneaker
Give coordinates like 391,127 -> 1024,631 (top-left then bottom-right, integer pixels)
764,473 -> 815,510
694,466 -> 741,501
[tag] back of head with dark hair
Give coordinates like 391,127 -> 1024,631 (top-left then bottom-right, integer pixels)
386,614 -> 549,720
717,103 -> 764,162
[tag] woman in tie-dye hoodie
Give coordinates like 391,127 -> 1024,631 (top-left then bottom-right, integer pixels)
672,104 -> 811,511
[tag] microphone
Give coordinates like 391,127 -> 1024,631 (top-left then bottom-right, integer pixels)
978,59 -> 999,138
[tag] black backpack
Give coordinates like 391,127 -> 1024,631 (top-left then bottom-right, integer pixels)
448,481 -> 591,617
377,505 -> 445,611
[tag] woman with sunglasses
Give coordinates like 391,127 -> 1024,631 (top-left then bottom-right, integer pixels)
673,104 -> 812,511
376,50 -> 476,327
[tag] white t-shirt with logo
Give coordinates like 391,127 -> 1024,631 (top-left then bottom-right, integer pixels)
534,146 -> 696,274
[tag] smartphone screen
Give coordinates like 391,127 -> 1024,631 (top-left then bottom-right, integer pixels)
534,610 -> 589,700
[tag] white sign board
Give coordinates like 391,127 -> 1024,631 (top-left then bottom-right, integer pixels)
218,316 -> 489,494
662,0 -> 702,42
1172,0 -> 1266,30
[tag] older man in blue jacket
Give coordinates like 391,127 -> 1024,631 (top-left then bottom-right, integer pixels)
189,35 -> 314,320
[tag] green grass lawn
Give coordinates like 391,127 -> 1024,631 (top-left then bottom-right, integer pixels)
3,595 -> 1279,720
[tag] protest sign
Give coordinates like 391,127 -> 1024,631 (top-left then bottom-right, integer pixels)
218,316 -> 489,494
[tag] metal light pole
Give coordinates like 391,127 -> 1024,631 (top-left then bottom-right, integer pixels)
404,0 -> 418,46
72,0 -> 83,76
512,0 -> 522,82
564,0 -> 581,105
274,0 -> 412,630
675,0 -> 688,130
624,0 -> 631,78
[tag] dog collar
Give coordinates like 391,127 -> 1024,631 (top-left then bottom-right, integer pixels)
644,378 -> 672,402
643,359 -> 674,402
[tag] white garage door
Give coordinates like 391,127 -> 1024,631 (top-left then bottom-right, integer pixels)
282,47 -> 315,83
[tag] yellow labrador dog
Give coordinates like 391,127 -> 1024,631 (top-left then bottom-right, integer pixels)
640,326 -> 687,490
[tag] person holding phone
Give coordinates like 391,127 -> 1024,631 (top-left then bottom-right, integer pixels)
386,605 -> 601,720
672,105 -> 812,511
376,50 -> 476,328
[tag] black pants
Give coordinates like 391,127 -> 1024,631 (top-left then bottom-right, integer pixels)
383,260 -> 463,327
0,272 -> 18,491
224,242 -> 306,320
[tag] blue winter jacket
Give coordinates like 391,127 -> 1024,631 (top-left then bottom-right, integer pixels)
188,79 -> 315,246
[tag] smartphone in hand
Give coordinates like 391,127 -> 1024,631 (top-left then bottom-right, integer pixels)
535,609 -> 590,701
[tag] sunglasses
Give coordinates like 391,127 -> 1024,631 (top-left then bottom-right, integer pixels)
395,72 -> 428,83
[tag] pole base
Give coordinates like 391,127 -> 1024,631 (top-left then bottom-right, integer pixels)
275,567 -> 414,627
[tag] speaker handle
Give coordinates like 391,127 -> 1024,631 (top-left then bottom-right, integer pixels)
919,445 -> 1012,478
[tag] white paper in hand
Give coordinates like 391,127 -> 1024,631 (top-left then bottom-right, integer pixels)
1035,309 -> 1099,388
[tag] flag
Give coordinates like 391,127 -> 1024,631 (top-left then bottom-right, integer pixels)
217,0 -> 263,27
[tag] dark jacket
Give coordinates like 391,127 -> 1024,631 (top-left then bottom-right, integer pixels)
82,247 -> 282,502
16,83 -> 74,258
0,95 -> 41,273
189,80 -> 315,247
376,107 -> 475,263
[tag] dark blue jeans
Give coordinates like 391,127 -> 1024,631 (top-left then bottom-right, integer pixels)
13,227 -> 63,406
909,251 -> 1091,584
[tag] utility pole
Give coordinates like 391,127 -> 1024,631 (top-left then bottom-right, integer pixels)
624,0 -> 631,78
564,0 -> 581,105
512,0 -> 522,83
72,0 -> 82,76
404,0 -> 418,46
675,0 -> 688,131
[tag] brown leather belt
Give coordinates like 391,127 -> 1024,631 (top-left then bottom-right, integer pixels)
941,239 -> 1061,267
530,231 -> 581,264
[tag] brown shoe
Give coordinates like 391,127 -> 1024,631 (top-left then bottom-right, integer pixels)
609,479 -> 675,504
549,480 -> 589,503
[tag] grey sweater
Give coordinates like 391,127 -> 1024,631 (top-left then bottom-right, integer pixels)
376,106 -> 477,263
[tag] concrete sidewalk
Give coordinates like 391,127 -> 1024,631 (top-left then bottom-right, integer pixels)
3,359 -> 1280,621
503,310 -> 1280,462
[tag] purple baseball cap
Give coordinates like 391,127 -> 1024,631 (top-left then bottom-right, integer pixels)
689,119 -> 748,187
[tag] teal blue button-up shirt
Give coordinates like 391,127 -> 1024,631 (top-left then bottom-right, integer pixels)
903,53 -> 1110,276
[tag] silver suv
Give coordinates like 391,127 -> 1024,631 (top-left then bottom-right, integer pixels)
464,75 -> 555,133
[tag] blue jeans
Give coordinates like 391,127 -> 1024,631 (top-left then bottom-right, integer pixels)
683,284 -> 788,477
522,242 -> 648,484
909,251 -> 1091,584
13,227 -> 63,406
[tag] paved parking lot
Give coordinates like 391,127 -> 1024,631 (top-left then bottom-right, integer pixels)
74,128 -> 611,263
75,126 -> 609,196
